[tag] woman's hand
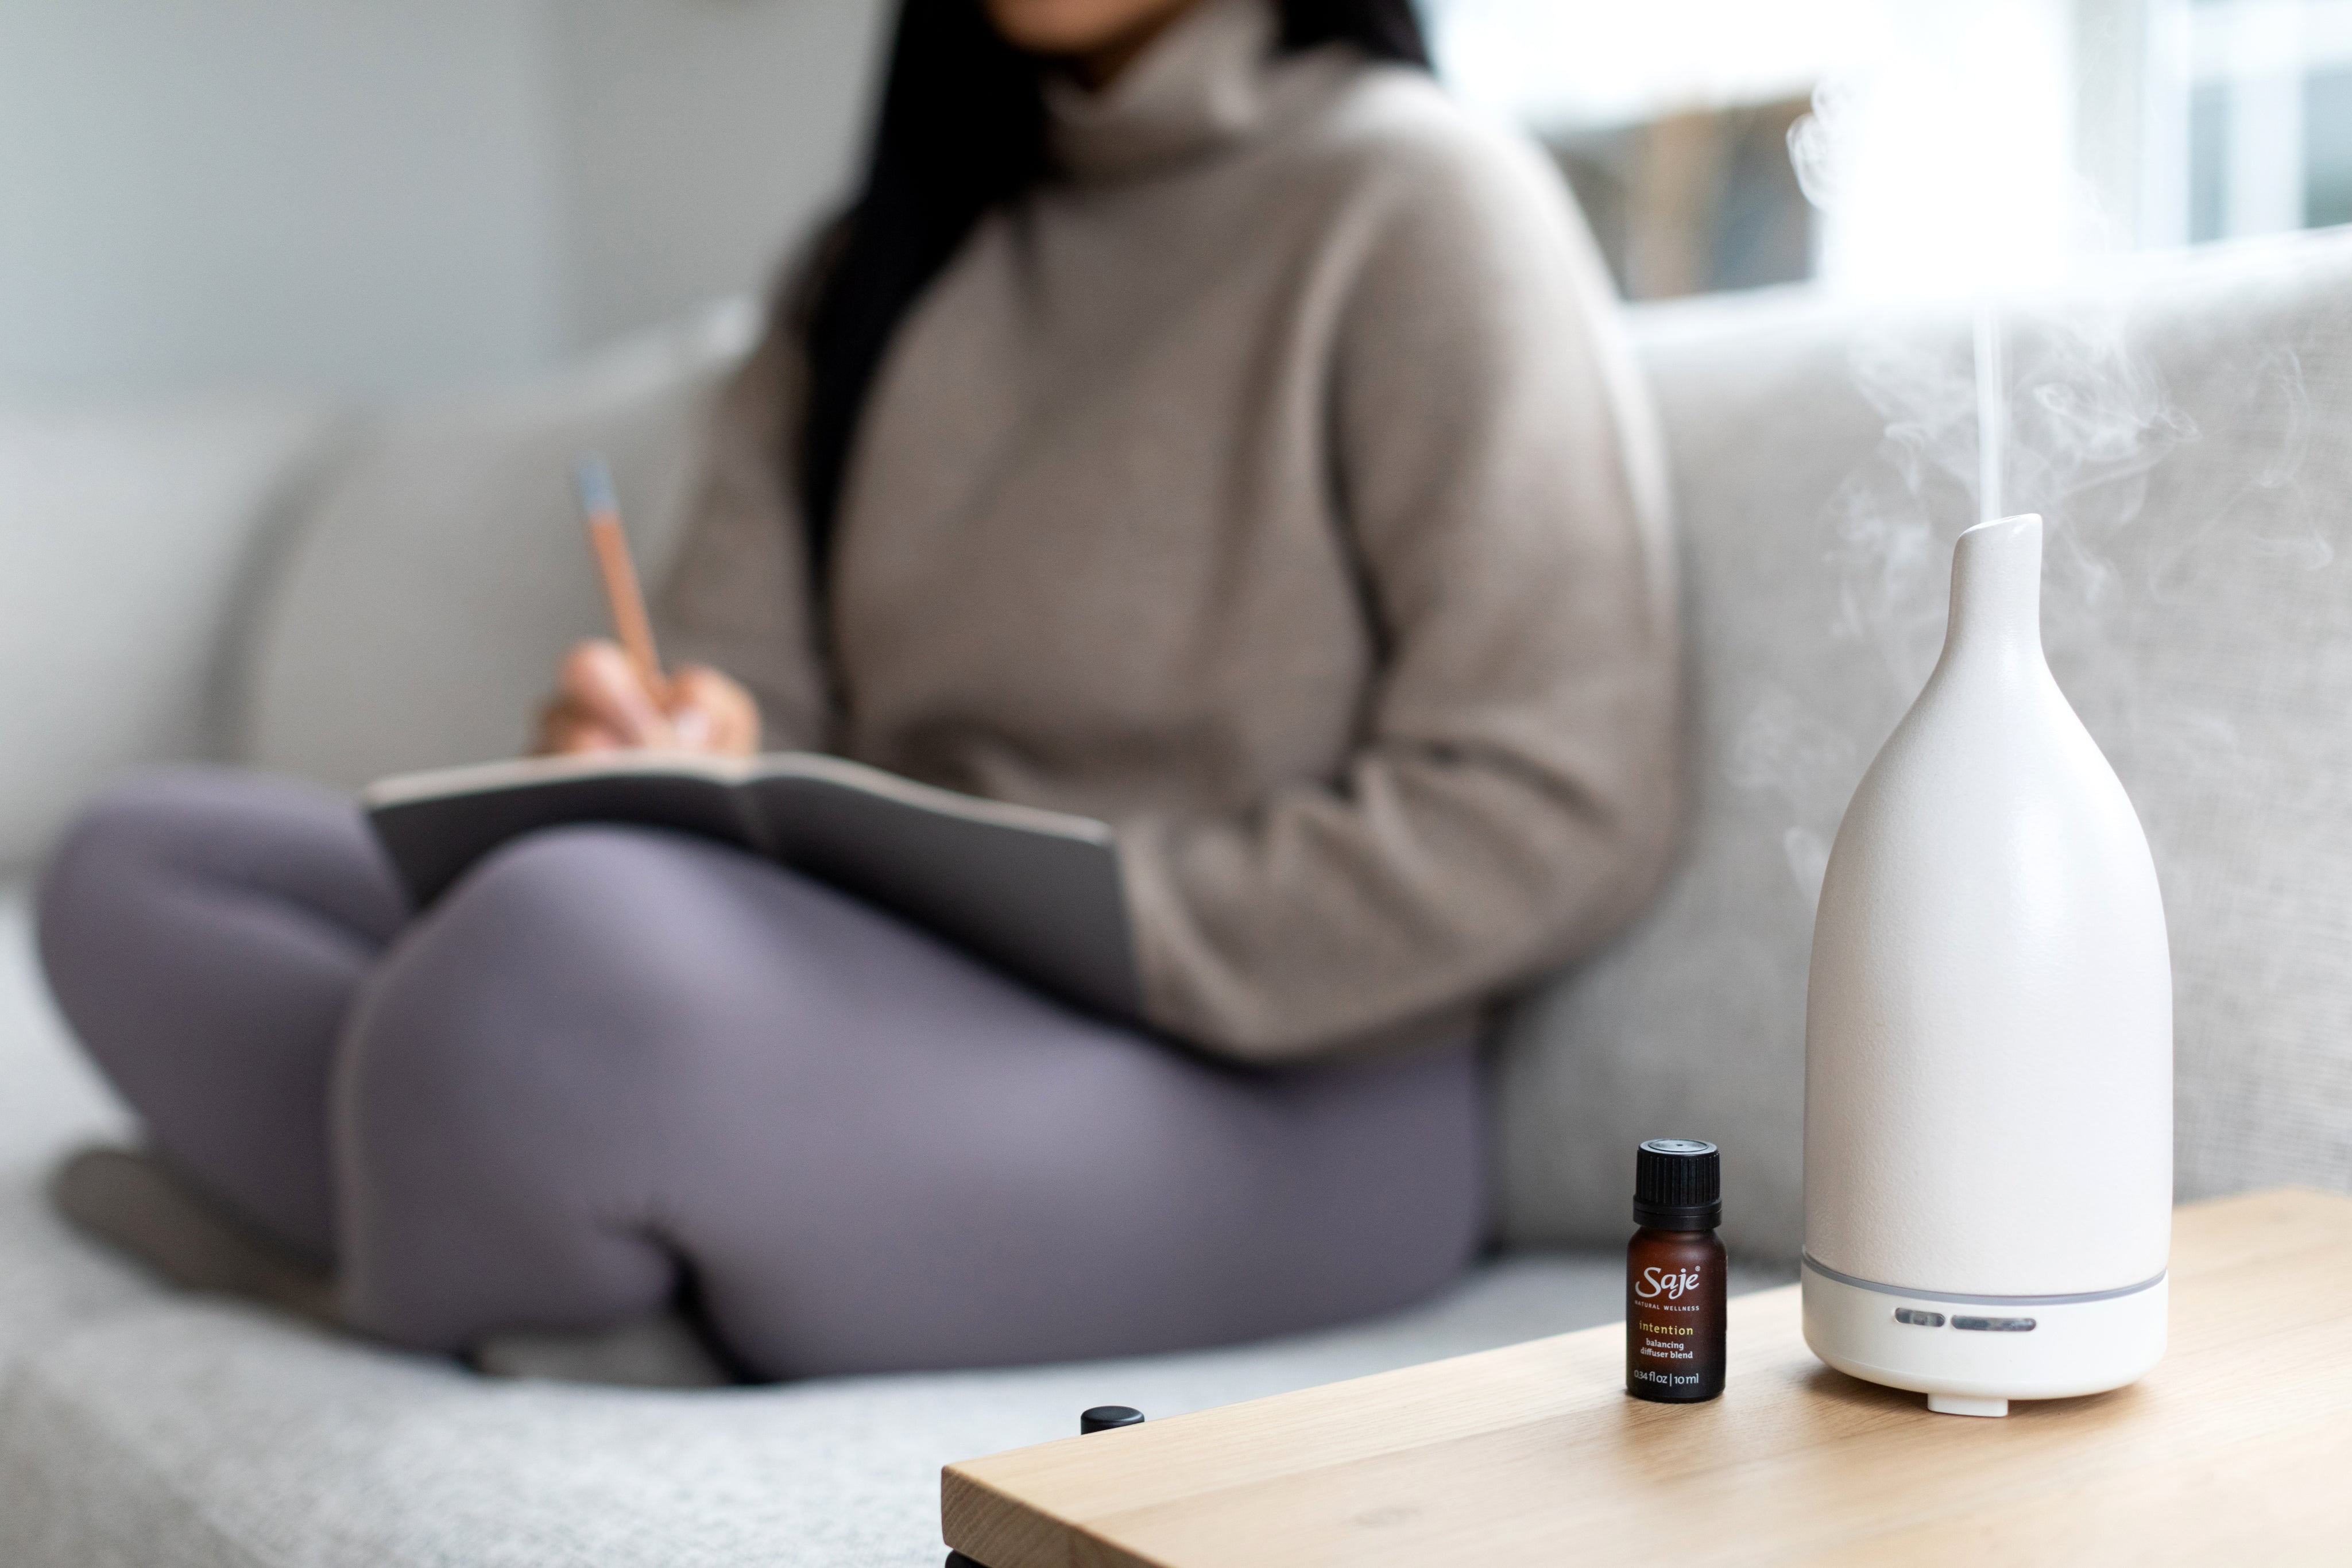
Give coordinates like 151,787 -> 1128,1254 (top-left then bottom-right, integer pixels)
535,640 -> 761,757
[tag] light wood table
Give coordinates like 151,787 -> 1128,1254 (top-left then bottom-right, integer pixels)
942,1187 -> 2352,1566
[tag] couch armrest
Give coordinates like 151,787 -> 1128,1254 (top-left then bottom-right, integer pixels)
0,396 -> 342,873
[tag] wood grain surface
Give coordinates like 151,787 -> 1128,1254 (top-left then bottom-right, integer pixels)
942,1188 -> 2352,1566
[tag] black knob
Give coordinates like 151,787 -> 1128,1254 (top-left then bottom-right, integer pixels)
1080,1405 -> 1144,1434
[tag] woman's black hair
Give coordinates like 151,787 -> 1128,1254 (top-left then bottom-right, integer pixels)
798,0 -> 1432,575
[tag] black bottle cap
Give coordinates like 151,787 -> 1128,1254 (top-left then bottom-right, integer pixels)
1633,1138 -> 1721,1230
1080,1405 -> 1144,1434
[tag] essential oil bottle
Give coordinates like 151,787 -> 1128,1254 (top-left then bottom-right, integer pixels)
1626,1138 -> 1727,1403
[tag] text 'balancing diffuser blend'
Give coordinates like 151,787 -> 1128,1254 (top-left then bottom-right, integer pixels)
1801,514 -> 2172,1419
1627,1140 -> 1726,1403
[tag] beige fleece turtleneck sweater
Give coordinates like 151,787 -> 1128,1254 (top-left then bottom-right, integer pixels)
659,0 -> 1680,1062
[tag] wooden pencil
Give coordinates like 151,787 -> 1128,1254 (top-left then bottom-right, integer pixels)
572,455 -> 668,703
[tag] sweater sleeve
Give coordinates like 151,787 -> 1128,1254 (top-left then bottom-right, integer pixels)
1117,127 -> 1682,1062
655,288 -> 834,754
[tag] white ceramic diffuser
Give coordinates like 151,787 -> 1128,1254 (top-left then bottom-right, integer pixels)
1801,513 -> 2172,1418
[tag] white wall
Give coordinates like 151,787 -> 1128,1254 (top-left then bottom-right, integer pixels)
0,0 -> 887,400
549,0 -> 888,349
0,1 -> 566,396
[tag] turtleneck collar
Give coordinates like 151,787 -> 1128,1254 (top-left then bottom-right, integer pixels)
1043,0 -> 1354,183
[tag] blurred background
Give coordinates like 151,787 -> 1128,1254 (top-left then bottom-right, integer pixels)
2,0 -> 2347,400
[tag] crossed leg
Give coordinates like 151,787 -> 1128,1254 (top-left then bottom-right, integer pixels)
41,776 -> 1483,1379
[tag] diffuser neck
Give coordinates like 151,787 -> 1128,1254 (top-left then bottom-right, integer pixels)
1941,513 -> 2045,671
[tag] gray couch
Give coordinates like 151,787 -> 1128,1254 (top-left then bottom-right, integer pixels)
3,230 -> 2348,1567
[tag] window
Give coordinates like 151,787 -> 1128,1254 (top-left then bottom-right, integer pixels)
1428,0 -> 2352,301
2145,0 -> 2352,242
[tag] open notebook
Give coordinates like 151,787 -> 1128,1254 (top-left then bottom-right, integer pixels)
362,751 -> 1138,1019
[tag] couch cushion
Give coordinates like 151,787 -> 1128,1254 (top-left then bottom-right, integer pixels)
0,1257 -> 1672,1568
237,303 -> 755,791
0,397 -> 339,873
0,884 -> 1789,1568
0,894 -> 142,1381
1497,231 -> 2352,1259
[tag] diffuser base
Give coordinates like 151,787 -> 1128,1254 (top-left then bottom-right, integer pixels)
1802,1260 -> 2166,1411
1925,1393 -> 2009,1418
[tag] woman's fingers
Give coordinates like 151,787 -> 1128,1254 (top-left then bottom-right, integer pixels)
534,688 -> 629,755
540,713 -> 626,754
667,665 -> 762,757
559,640 -> 675,749
533,643 -> 758,758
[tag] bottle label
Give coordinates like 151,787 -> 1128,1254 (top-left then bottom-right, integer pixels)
1626,1245 -> 1726,1398
1636,1265 -> 1703,1302
1630,1272 -> 1705,1388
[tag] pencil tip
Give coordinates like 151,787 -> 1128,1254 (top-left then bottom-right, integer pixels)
573,454 -> 618,517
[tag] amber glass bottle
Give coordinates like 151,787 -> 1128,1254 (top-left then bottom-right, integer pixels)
1625,1138 -> 1727,1403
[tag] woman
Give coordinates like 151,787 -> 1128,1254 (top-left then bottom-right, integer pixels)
38,0 -> 1677,1379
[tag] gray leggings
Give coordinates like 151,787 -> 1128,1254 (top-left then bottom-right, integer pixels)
36,769 -> 1482,1378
